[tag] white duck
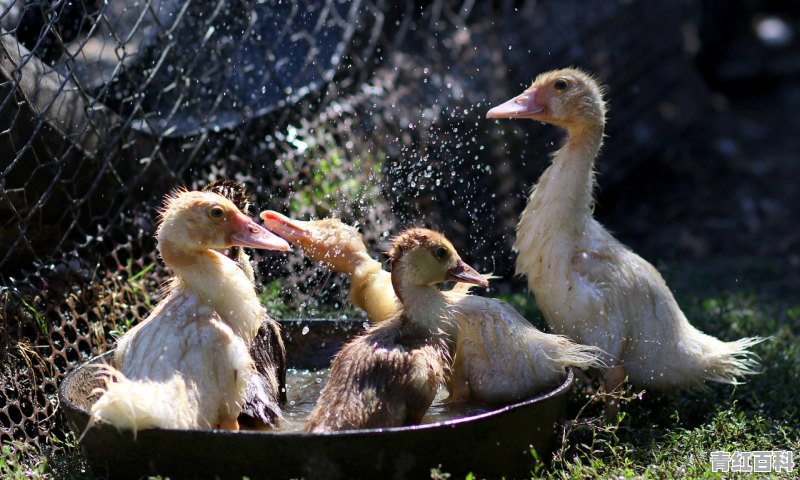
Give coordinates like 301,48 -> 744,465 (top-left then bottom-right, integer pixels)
486,68 -> 763,409
90,190 -> 290,432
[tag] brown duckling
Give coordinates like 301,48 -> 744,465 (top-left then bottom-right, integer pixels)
487,68 -> 764,412
303,228 -> 488,432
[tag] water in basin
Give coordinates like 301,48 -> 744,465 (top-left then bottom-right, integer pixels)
279,368 -> 492,432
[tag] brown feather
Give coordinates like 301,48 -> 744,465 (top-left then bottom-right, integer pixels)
304,315 -> 450,432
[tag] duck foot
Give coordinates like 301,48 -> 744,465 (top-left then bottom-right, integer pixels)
602,366 -> 626,420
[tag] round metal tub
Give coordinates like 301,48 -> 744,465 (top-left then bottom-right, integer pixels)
60,319 -> 573,479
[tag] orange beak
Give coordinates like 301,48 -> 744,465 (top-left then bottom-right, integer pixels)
230,212 -> 291,251
486,87 -> 545,119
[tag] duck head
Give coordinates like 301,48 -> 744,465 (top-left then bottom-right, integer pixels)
158,191 -> 290,259
259,211 -> 369,274
486,68 -> 606,132
386,228 -> 488,298
202,180 -> 259,280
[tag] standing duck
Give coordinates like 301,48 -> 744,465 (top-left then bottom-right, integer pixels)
304,228 -> 488,432
203,180 -> 286,429
261,212 -> 605,404
91,190 -> 290,432
486,68 -> 763,407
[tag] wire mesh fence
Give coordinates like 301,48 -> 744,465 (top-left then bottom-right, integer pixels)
0,0 -> 703,451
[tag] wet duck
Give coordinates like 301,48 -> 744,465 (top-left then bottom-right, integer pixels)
487,68 -> 763,412
90,190 -> 290,432
261,212 -> 605,404
259,211 -> 397,323
304,228 -> 487,431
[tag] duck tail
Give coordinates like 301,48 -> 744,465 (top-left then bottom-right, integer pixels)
546,336 -> 609,371
86,364 -> 194,437
699,335 -> 766,385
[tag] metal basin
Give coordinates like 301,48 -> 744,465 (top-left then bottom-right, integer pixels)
60,319 -> 573,479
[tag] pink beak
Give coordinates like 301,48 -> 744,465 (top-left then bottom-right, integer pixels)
486,88 -> 545,119
231,212 -> 291,251
259,210 -> 311,242
447,259 -> 489,287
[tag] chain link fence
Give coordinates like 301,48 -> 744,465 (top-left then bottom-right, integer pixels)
0,0 -> 703,452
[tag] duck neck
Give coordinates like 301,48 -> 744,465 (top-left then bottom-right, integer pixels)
160,239 -> 262,343
524,123 -> 604,229
552,123 -> 603,214
391,265 -> 454,337
347,251 -> 378,277
349,256 -> 399,323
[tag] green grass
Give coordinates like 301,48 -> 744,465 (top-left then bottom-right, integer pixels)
5,259 -> 797,479
522,260 -> 800,479
258,278 -> 359,320
0,441 -> 47,479
0,286 -> 49,335
285,143 -> 386,220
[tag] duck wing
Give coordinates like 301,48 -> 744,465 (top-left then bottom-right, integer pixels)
239,314 -> 286,429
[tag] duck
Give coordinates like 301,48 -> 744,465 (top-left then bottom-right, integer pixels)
202,180 -> 286,429
486,68 -> 764,408
445,292 -> 605,403
303,228 -> 488,432
258,212 -> 483,323
259,210 -> 398,323
261,211 -> 606,404
90,189 -> 291,432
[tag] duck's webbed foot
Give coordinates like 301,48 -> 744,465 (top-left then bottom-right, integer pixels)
602,366 -> 626,419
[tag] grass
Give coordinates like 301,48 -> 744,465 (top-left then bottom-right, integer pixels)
284,140 -> 386,220
0,441 -> 47,479
0,286 -> 49,336
259,278 -> 360,320
107,259 -> 157,339
521,259 -> 800,479
3,258 -> 797,479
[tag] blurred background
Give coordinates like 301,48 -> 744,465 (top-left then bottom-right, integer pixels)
0,0 -> 798,453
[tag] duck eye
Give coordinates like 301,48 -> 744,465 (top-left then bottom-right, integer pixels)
554,79 -> 568,91
209,206 -> 225,220
433,247 -> 447,259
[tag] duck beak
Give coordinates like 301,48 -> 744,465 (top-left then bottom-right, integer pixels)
446,259 -> 489,287
259,210 -> 312,243
486,88 -> 545,119
231,212 -> 291,251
